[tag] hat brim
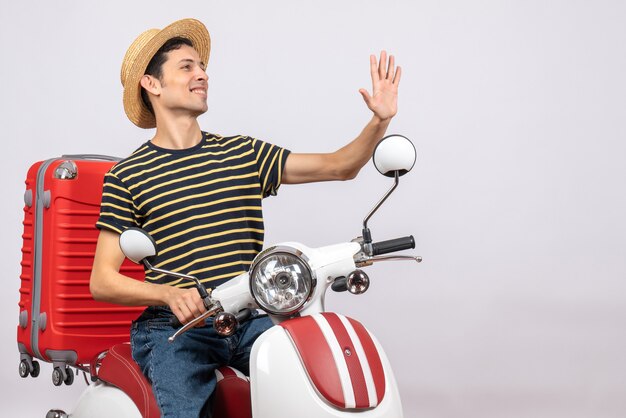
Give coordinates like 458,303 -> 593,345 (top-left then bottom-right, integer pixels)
122,18 -> 211,129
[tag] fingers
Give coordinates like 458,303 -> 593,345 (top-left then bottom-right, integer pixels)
359,88 -> 372,105
387,55 -> 395,80
393,66 -> 402,86
369,54 -> 378,82
370,51 -> 399,83
378,50 -> 387,80
175,303 -> 194,324
169,287 -> 206,325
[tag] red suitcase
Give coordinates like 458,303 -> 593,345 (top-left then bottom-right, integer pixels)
17,154 -> 145,386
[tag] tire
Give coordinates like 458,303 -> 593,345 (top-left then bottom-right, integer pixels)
63,367 -> 74,385
30,360 -> 40,378
18,360 -> 30,378
52,367 -> 64,386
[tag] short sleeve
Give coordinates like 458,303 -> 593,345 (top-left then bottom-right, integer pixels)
250,137 -> 291,198
96,171 -> 138,234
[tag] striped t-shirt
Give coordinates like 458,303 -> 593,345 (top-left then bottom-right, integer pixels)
96,131 -> 290,288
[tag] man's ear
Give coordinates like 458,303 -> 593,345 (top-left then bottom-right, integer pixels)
140,75 -> 161,97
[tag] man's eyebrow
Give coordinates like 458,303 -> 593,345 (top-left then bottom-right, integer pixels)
177,58 -> 205,67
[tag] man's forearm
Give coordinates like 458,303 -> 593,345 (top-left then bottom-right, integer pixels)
281,116 -> 394,184
333,115 -> 391,179
91,266 -> 207,324
90,267 -> 172,306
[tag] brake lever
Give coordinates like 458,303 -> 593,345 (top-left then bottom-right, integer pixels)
373,255 -> 422,263
168,303 -> 223,343
355,254 -> 422,267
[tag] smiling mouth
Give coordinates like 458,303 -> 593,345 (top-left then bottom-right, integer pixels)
191,88 -> 207,96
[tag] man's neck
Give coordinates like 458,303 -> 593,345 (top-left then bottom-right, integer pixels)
151,114 -> 203,150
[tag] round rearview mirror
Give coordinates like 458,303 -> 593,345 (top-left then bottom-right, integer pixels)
372,134 -> 417,177
119,227 -> 157,264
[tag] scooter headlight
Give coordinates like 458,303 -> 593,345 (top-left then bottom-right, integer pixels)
250,247 -> 315,316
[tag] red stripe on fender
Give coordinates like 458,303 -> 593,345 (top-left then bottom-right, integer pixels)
348,318 -> 386,404
280,316 -> 345,408
322,313 -> 370,408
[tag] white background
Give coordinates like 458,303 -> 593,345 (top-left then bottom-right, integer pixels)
1,1 -> 625,417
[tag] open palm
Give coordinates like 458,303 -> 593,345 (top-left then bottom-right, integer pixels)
359,51 -> 401,122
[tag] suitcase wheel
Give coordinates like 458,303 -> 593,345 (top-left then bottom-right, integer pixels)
52,366 -> 74,386
18,360 -> 29,378
19,359 -> 39,378
64,368 -> 74,385
30,360 -> 40,377
52,367 -> 63,386
52,366 -> 73,386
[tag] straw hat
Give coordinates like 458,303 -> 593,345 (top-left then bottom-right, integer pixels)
121,18 -> 211,129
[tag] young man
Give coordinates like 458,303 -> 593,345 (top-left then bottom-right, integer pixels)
90,18 -> 401,417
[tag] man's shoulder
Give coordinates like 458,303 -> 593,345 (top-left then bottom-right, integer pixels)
204,132 -> 253,145
107,141 -> 153,179
202,132 -> 261,156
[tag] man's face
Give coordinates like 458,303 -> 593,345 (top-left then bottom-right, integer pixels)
156,44 -> 208,118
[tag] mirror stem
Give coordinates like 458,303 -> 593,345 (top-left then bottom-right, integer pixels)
362,171 -> 400,244
142,259 -> 210,299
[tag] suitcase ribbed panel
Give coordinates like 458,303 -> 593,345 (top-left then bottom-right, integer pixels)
38,159 -> 145,364
44,193 -> 143,342
18,158 -> 145,367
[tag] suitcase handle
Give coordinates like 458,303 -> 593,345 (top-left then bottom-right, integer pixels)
61,154 -> 121,162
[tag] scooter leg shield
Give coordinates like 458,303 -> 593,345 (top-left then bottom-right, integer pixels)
250,320 -> 404,417
68,381 -> 142,418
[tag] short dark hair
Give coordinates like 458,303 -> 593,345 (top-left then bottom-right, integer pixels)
141,37 -> 194,116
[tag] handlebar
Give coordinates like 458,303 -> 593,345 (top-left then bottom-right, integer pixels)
371,235 -> 415,256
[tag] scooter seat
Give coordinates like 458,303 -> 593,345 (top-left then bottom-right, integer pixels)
97,343 -> 252,418
213,366 -> 252,418
98,343 -> 160,418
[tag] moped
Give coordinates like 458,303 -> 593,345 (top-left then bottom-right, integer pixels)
46,134 -> 420,418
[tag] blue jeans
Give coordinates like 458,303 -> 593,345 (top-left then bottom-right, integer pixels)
130,306 -> 272,418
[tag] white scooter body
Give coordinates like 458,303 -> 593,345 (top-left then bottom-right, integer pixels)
251,325 -> 403,418
63,381 -> 142,418
62,242 -> 404,418
214,241 -> 404,417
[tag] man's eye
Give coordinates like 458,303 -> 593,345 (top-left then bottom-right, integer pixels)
182,65 -> 191,70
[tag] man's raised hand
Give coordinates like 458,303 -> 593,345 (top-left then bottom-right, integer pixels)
359,50 -> 401,122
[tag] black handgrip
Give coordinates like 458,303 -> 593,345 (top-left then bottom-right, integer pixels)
197,286 -> 210,300
235,309 -> 252,323
371,235 -> 415,256
331,277 -> 348,292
